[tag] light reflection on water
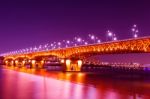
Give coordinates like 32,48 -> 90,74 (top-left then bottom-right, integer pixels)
0,67 -> 150,99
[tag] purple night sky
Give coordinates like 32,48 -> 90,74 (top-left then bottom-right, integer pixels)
0,0 -> 150,64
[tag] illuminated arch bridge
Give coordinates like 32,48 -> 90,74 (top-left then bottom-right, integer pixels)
3,36 -> 150,71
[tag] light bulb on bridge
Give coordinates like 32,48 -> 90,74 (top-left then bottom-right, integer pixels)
132,28 -> 135,32
91,35 -> 95,39
77,38 -> 81,42
134,34 -> 138,38
133,24 -> 137,27
51,44 -> 54,47
84,42 -> 88,45
113,37 -> 117,41
97,40 -> 101,43
58,42 -> 61,46
135,30 -> 139,33
108,32 -> 113,37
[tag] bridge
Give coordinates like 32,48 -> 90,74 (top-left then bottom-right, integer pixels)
2,37 -> 150,72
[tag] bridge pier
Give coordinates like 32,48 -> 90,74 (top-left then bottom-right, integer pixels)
31,60 -> 36,68
5,60 -> 10,66
15,60 -> 24,68
4,58 -> 83,72
11,60 -> 14,66
31,60 -> 45,69
4,60 -> 15,67
61,59 -> 83,72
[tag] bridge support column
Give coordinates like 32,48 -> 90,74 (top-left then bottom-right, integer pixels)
66,59 -> 71,71
31,60 -> 45,69
31,60 -> 36,68
61,59 -> 83,72
40,60 -> 45,69
77,60 -> 83,71
15,60 -> 24,68
22,60 -> 25,67
10,60 -> 15,66
5,60 -> 9,66
4,60 -> 15,67
15,60 -> 19,67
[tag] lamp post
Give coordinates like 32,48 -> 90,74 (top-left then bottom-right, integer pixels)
57,42 -> 61,48
88,34 -> 99,44
75,37 -> 82,46
113,34 -> 117,41
106,30 -> 113,41
132,24 -> 139,38
97,39 -> 101,43
65,40 -> 71,47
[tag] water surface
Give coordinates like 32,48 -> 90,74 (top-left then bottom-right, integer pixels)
0,68 -> 150,99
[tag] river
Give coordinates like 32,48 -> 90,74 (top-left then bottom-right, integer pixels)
0,67 -> 150,99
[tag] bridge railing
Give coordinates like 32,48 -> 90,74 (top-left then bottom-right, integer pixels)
3,36 -> 150,57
